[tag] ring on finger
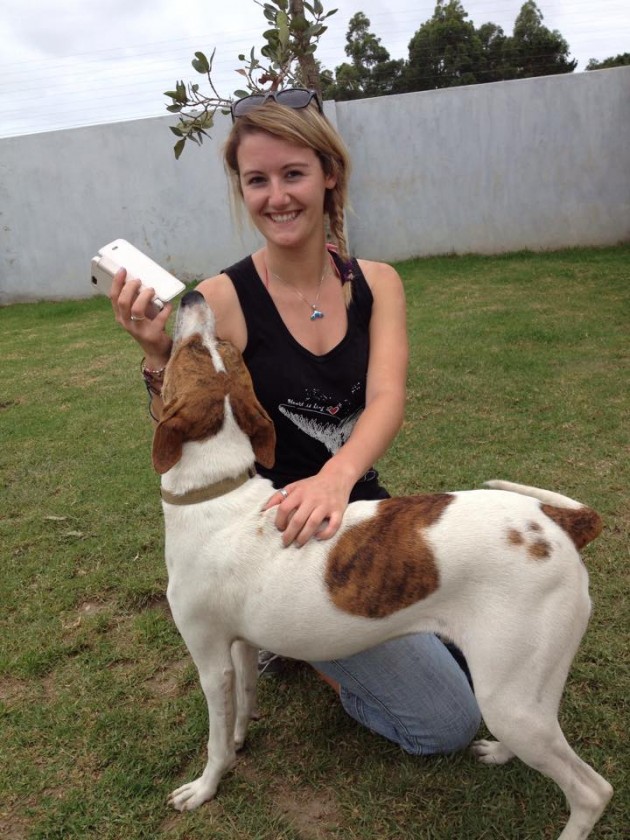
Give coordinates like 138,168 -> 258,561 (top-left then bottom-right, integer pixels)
130,314 -> 145,322
278,488 -> 289,499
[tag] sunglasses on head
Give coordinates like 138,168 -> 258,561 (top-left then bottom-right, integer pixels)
230,88 -> 323,121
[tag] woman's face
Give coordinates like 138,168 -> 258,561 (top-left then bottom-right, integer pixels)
236,130 -> 336,250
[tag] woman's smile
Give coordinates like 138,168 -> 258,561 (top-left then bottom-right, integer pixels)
267,210 -> 301,224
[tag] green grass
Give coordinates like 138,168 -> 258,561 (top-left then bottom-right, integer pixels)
1,246 -> 628,839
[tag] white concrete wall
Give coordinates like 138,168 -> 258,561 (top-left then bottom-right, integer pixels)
1,67 -> 628,304
337,67 -> 630,261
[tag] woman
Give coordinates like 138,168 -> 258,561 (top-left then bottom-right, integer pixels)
111,88 -> 480,756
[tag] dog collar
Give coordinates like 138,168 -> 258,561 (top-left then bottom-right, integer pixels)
160,470 -> 253,506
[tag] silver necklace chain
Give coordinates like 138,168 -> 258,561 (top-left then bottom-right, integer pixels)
267,258 -> 330,321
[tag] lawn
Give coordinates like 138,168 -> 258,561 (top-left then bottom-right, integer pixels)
1,245 -> 628,839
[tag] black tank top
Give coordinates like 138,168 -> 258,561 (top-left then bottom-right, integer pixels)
223,251 -> 387,501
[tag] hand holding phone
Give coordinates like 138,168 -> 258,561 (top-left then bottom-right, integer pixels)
91,239 -> 185,309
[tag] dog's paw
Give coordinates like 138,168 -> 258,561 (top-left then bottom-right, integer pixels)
470,739 -> 515,766
168,778 -> 216,811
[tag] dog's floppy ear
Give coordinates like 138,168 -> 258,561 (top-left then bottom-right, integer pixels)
217,341 -> 276,469
231,389 -> 276,468
152,402 -> 185,474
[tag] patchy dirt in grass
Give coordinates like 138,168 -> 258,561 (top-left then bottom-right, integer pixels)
0,676 -> 28,705
144,657 -> 192,698
274,784 -> 341,838
59,599 -> 116,635
0,807 -> 30,840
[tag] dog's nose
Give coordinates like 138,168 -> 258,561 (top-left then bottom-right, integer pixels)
180,290 -> 206,308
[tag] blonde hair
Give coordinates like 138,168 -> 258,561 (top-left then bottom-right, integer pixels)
223,101 -> 351,263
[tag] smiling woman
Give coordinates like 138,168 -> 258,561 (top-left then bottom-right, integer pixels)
108,87 -> 480,762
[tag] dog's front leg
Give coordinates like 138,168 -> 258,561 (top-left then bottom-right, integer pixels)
168,649 -> 237,811
232,640 -> 259,749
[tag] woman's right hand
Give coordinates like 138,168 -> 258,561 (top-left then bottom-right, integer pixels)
110,268 -> 173,365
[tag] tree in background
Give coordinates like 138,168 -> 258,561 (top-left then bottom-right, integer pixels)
325,1 -> 577,95
586,52 -> 630,70
507,1 -> 576,78
475,22 -> 511,83
402,1 -> 484,92
322,12 -> 405,100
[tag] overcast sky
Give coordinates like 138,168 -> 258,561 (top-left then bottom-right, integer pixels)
1,0 -> 628,138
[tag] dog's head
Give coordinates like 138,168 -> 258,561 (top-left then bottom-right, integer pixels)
152,291 -> 276,474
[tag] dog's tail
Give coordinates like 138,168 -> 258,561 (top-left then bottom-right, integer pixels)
484,480 -> 602,550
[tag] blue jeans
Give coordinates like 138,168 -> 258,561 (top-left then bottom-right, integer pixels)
311,634 -> 481,755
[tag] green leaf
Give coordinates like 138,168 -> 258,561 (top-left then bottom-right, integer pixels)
169,125 -> 184,136
165,85 -> 187,105
174,138 -> 186,159
166,104 -> 183,113
233,89 -> 249,98
291,15 -> 309,32
313,0 -> 323,15
174,81 -> 187,103
192,51 -> 210,73
277,11 -> 290,47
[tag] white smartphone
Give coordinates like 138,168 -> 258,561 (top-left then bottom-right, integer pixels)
91,238 -> 186,309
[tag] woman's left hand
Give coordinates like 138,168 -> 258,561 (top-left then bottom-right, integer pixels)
264,473 -> 352,548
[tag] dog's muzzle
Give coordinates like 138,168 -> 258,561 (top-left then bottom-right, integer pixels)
180,290 -> 206,309
173,290 -> 216,345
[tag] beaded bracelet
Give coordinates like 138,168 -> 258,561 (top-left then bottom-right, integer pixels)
141,357 -> 166,397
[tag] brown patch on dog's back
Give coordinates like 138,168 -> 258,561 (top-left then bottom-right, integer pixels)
541,504 -> 603,550
529,538 -> 552,560
325,494 -> 453,618
507,528 -> 524,546
505,526 -> 551,561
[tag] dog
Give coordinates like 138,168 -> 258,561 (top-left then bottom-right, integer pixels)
153,290 -> 612,839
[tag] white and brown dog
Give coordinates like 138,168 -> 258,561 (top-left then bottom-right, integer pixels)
153,290 -> 612,839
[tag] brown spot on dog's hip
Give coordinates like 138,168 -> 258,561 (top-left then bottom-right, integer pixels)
506,526 -> 551,561
325,494 -> 453,618
529,537 -> 552,560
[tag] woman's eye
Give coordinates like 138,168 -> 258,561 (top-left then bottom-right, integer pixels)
286,170 -> 304,180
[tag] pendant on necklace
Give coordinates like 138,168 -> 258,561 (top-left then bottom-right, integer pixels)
310,308 -> 324,321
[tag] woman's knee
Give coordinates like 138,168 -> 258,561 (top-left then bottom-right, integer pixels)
401,692 -> 481,756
